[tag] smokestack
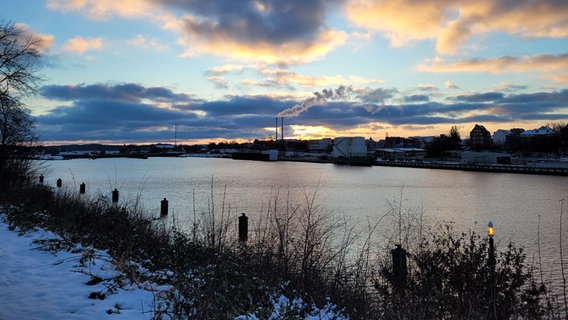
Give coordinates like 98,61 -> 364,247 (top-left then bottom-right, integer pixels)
275,117 -> 278,142
281,116 -> 284,141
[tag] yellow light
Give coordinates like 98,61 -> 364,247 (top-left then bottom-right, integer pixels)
488,220 -> 494,237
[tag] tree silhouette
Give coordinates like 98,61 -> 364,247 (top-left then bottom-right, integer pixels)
0,18 -> 44,170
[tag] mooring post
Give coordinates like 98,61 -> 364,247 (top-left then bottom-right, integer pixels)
112,188 -> 119,205
79,182 -> 86,194
39,175 -> 44,184
391,244 -> 407,290
56,178 -> 62,188
238,213 -> 248,242
160,198 -> 168,216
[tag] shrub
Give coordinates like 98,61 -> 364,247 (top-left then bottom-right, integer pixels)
375,225 -> 549,319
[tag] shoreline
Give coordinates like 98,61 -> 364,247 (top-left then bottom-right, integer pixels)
34,153 -> 568,176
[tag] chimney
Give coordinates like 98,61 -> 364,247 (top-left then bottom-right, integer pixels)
281,116 -> 284,141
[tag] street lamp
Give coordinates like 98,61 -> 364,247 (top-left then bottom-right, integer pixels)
488,220 -> 495,266
488,220 -> 497,319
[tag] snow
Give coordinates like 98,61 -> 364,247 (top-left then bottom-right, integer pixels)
0,215 -> 171,319
0,214 -> 348,319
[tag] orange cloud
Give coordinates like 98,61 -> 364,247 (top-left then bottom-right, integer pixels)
177,22 -> 348,65
207,64 -> 247,75
346,0 -> 453,47
445,81 -> 459,89
346,0 -> 568,55
258,69 -> 346,87
417,84 -> 438,91
546,74 -> 568,84
127,35 -> 167,51
61,36 -> 104,54
14,23 -> 54,53
417,54 -> 568,75
47,0 -> 156,19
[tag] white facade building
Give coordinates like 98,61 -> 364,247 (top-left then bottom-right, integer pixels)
493,129 -> 511,145
332,137 -> 367,158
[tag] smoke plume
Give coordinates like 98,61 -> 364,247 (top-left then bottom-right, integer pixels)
278,85 -> 352,117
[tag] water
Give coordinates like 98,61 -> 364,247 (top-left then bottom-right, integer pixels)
40,157 -> 568,296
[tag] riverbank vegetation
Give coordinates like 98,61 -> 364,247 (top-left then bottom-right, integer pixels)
1,159 -> 566,319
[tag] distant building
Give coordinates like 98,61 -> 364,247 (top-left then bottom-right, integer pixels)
462,151 -> 511,164
469,124 -> 493,149
154,144 -> 175,149
58,150 -> 94,156
510,128 -> 525,136
308,138 -> 332,152
521,126 -> 555,136
332,137 -> 367,158
493,129 -> 511,145
506,126 -> 560,154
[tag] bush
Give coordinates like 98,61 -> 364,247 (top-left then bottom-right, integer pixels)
375,225 -> 549,319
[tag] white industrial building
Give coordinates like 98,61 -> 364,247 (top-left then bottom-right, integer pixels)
332,137 -> 367,158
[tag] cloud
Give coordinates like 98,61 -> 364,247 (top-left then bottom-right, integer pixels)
176,19 -> 347,64
48,0 -> 347,65
34,83 -> 568,143
207,76 -> 229,90
127,35 -> 167,51
42,83 -> 195,103
403,94 -> 430,103
14,23 -> 55,53
346,0 -> 568,55
494,82 -> 528,92
205,64 -> 247,75
417,84 -> 438,91
545,74 -> 568,84
47,0 -> 157,19
257,69 -> 349,87
456,92 -> 505,102
61,36 -> 104,54
445,81 -> 459,89
417,53 -> 568,81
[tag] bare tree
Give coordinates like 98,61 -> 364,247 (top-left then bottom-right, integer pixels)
0,18 -> 44,170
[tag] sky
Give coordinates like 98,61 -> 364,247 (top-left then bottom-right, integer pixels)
0,215 -> 347,319
2,0 -> 568,145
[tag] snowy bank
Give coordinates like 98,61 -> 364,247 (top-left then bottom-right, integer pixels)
0,215 -> 348,319
0,215 -> 172,319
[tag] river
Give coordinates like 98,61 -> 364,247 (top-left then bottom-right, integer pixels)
39,157 -> 568,296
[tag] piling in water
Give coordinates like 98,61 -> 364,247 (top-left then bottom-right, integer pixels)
160,198 -> 168,216
112,189 -> 119,204
239,213 -> 248,242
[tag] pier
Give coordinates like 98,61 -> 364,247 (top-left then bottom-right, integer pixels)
375,160 -> 568,176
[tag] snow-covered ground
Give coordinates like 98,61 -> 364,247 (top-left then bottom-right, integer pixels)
0,215 -> 348,319
0,216 -> 172,319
